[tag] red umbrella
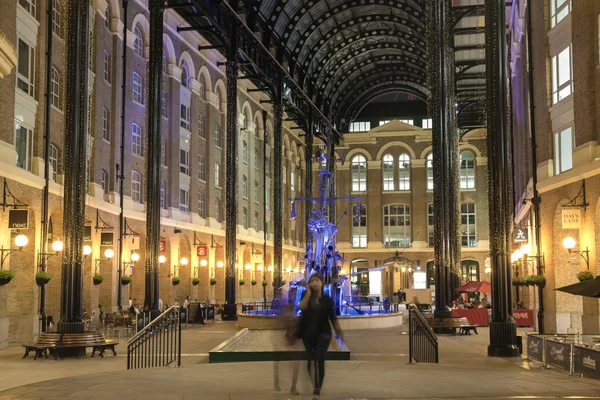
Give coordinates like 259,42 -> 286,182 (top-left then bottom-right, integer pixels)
456,281 -> 491,293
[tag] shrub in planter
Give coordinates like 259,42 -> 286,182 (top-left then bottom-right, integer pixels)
251,279 -> 257,286
35,271 -> 52,285
210,278 -> 218,286
121,274 -> 132,285
0,270 -> 15,285
172,277 -> 181,286
239,279 -> 246,286
272,280 -> 287,288
577,271 -> 594,282
512,278 -> 524,287
93,273 -> 104,285
523,275 -> 546,287
262,280 -> 268,287
192,277 -> 200,286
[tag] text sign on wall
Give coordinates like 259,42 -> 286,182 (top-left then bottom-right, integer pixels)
512,227 -> 528,244
100,232 -> 114,246
84,225 -> 93,242
8,209 -> 28,230
562,209 -> 581,229
196,246 -> 207,257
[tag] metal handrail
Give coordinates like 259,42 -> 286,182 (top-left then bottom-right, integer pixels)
408,304 -> 438,363
127,306 -> 182,369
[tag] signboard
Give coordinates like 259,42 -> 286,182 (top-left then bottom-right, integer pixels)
160,239 -> 166,253
8,209 -> 28,230
513,309 -> 534,327
100,232 -> 114,246
413,271 -> 427,289
545,340 -> 571,370
84,225 -> 92,242
574,346 -> 600,380
512,227 -> 528,244
196,245 -> 208,257
179,308 -> 188,324
562,208 -> 581,229
130,236 -> 140,250
527,335 -> 544,363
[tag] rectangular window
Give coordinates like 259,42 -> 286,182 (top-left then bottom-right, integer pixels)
131,171 -> 141,203
103,51 -> 110,83
161,90 -> 167,118
422,118 -> 433,129
50,145 -> 58,182
132,124 -> 142,156
14,123 -> 33,171
383,204 -> 411,248
198,155 -> 205,180
242,141 -> 248,163
180,149 -> 189,175
100,170 -> 107,194
179,189 -> 189,212
214,124 -> 221,147
17,38 -> 35,97
265,156 -> 271,176
50,66 -> 61,109
102,108 -> 110,142
215,163 -> 220,187
427,203 -> 434,247
352,204 -> 367,248
554,126 -> 574,175
400,119 -> 414,125
349,121 -> 371,132
180,104 -> 190,131
242,176 -> 248,198
52,0 -> 61,37
254,148 -> 259,169
379,120 -> 391,126
254,212 -> 259,232
198,193 -> 205,217
382,155 -> 394,191
161,137 -> 166,166
132,72 -> 143,103
242,208 -> 247,229
266,187 -> 271,211
198,113 -> 205,138
461,203 -> 477,247
290,171 -> 295,192
552,46 -> 572,104
215,198 -> 221,222
160,181 -> 166,209
254,182 -> 259,202
19,0 -> 36,17
550,0 -> 571,28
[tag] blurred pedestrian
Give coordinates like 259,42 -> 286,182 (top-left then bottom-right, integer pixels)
273,297 -> 300,395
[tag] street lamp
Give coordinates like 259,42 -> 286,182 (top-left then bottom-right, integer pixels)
159,255 -> 166,264
38,239 -> 63,265
200,259 -> 207,267
267,265 -> 273,272
131,252 -> 140,262
217,261 -> 224,268
83,245 -> 92,257
563,236 -> 590,270
0,234 -> 29,269
257,264 -> 263,271
95,247 -> 114,273
51,240 -> 63,252
245,263 -> 251,270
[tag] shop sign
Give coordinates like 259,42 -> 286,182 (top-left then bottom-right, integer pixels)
512,227 -> 528,243
574,346 -> 600,380
562,209 -> 581,229
8,209 -> 28,230
160,239 -> 166,253
100,232 -> 114,246
84,225 -> 92,242
197,246 -> 207,257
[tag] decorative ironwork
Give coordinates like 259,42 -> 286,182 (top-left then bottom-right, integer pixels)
94,210 -> 113,231
193,232 -> 206,246
0,178 -> 29,211
562,180 -> 589,211
211,235 -> 222,249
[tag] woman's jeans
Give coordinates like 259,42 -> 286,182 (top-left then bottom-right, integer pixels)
303,334 -> 331,395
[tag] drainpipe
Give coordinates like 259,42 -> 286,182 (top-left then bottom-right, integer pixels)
262,110 -> 267,307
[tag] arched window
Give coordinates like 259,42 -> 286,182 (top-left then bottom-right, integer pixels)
459,151 -> 475,189
52,0 -> 62,37
351,155 -> 367,192
180,62 -> 189,88
427,203 -> 434,247
242,207 -> 248,228
104,4 -> 110,29
133,26 -> 144,56
398,153 -> 411,190
461,203 -> 476,247
160,180 -> 166,209
215,88 -> 222,112
426,153 -> 433,190
49,144 -> 58,182
382,154 -> 394,191
131,171 -> 141,203
352,204 -> 367,248
383,204 -> 411,248
199,75 -> 206,100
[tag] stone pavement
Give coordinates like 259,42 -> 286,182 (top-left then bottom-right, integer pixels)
2,322 -> 600,399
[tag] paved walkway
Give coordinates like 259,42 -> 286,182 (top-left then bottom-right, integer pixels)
2,323 -> 600,399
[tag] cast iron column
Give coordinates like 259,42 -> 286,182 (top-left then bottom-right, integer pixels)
305,116 -> 313,244
486,0 -> 519,357
272,83 -> 283,291
223,32 -> 239,321
262,110 -> 268,307
58,0 -> 91,334
143,0 -> 164,319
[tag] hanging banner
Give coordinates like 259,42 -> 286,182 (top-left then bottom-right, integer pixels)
100,232 -> 114,246
512,227 -> 528,243
8,209 -> 28,230
84,225 -> 93,242
160,239 -> 166,253
196,246 -> 207,257
130,236 -> 140,250
562,209 -> 581,229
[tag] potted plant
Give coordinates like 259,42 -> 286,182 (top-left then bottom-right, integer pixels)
577,271 -> 594,282
0,270 -> 15,285
93,273 -> 104,285
35,271 -> 52,286
251,279 -> 257,286
512,278 -> 524,287
172,276 -> 181,286
210,278 -> 218,286
262,280 -> 268,287
239,279 -> 246,286
192,277 -> 200,286
524,275 -> 546,288
121,274 -> 132,286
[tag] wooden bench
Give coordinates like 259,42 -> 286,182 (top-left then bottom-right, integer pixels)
22,332 -> 119,359
426,317 -> 478,335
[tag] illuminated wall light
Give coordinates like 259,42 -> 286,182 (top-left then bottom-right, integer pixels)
200,259 -> 207,267
217,261 -> 224,268
159,255 -> 166,264
131,252 -> 140,262
180,257 -> 189,266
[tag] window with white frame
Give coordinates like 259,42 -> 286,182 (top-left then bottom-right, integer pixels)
103,51 -> 110,83
266,156 -> 271,176
101,169 -> 108,194
179,148 -> 189,175
104,5 -> 110,28
283,166 -> 287,184
254,212 -> 259,231
215,163 -> 220,187
379,120 -> 391,126
426,153 -> 434,190
383,204 -> 411,248
398,153 -> 411,190
216,89 -> 222,112
459,151 -> 475,189
552,46 -> 572,104
132,123 -> 142,156
102,108 -> 109,141
179,189 -> 189,212
422,118 -> 433,129
199,76 -> 206,100
198,113 -> 205,138
242,141 -> 248,163
290,171 -> 295,192
554,126 -> 574,175
19,0 -> 36,17
215,198 -> 221,222
180,104 -> 190,130
242,176 -> 247,198
427,203 -> 434,247
242,207 -> 248,228
161,90 -> 167,118
50,144 -> 58,182
254,148 -> 259,169
133,26 -> 144,56
161,137 -> 166,166
352,204 -> 367,248
266,187 -> 271,210
161,50 -> 167,118
214,124 -> 221,147
17,38 -> 35,97
254,181 -> 259,202
180,63 -> 189,88
132,72 -> 143,103
160,180 -> 166,208
50,66 -> 61,109
461,203 -> 476,247
198,155 -> 205,180
131,171 -> 141,203
351,155 -> 367,192
14,123 -> 33,171
349,121 -> 370,132
198,192 -> 205,217
400,119 -> 414,125
52,0 -> 61,37
550,0 -> 571,28
382,154 -> 394,191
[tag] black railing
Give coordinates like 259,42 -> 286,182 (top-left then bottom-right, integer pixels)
408,304 -> 438,363
240,302 -> 400,316
127,306 -> 182,369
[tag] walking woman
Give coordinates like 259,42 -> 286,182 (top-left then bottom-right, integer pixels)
298,274 -> 343,400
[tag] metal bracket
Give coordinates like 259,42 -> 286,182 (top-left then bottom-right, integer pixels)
562,180 -> 589,211
251,243 -> 262,256
95,210 -> 114,231
0,178 -> 29,211
123,218 -> 139,237
193,232 -> 206,246
211,234 -> 223,248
